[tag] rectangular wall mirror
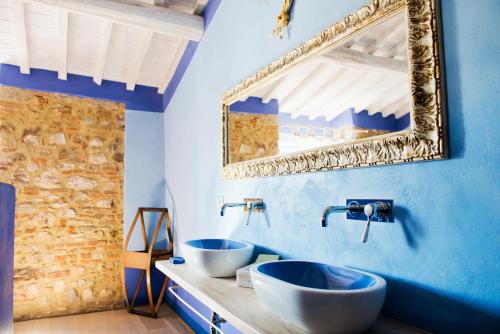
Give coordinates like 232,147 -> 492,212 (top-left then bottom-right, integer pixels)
222,0 -> 447,179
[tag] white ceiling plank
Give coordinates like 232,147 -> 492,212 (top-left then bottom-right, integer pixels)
157,38 -> 187,93
25,0 -> 204,41
322,74 -> 385,121
380,95 -> 410,117
156,0 -> 207,92
353,79 -> 407,113
57,9 -> 68,80
280,64 -> 335,115
365,80 -> 411,116
126,30 -> 154,91
11,0 -> 30,74
260,78 -> 285,104
284,69 -> 347,117
320,46 -> 408,74
93,20 -> 113,85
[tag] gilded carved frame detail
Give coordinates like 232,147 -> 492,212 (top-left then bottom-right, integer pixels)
222,0 -> 447,179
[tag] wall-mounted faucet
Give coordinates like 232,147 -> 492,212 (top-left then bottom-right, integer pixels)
220,198 -> 264,225
321,202 -> 364,227
321,200 -> 393,243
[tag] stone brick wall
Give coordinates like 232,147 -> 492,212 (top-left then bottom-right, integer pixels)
228,112 -> 279,163
0,86 -> 124,320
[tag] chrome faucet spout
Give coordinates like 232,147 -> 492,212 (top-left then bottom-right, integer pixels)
321,203 -> 363,227
220,202 -> 247,216
321,206 -> 334,227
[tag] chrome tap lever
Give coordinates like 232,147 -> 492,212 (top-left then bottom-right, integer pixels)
245,202 -> 252,226
361,202 -> 392,242
362,204 -> 374,243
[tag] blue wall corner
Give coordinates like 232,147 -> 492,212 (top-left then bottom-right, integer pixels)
162,0 -> 223,111
0,182 -> 15,334
124,110 -> 166,303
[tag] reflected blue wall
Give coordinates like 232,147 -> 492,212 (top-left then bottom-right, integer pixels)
164,0 -> 500,333
229,97 -> 410,131
229,97 -> 279,114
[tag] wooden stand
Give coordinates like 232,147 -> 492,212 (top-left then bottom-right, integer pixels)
123,207 -> 173,317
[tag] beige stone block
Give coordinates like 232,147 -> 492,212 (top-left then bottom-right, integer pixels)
89,137 -> 104,147
34,168 -> 61,189
66,176 -> 98,190
47,133 -> 67,145
89,153 -> 107,164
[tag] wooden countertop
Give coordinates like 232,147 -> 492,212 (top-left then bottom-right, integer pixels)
156,261 -> 430,334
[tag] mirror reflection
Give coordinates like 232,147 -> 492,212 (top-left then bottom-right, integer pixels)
228,12 -> 410,164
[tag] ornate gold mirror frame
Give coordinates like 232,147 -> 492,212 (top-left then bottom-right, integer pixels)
222,0 -> 447,179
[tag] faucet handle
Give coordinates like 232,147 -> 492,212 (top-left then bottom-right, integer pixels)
361,204 -> 374,243
243,198 -> 264,212
361,202 -> 392,242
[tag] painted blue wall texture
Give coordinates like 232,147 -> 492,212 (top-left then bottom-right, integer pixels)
0,182 -> 15,334
163,0 -> 500,333
124,110 -> 167,304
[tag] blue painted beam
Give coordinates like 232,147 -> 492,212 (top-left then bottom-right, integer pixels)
0,64 -> 164,112
0,182 -> 15,334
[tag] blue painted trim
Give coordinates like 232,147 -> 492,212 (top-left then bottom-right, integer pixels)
0,64 -> 163,112
162,0 -> 223,111
353,110 -> 410,131
0,182 -> 15,334
279,109 -> 410,132
229,97 -> 279,115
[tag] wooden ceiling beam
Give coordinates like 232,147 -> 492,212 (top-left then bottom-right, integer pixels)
126,30 -> 154,91
320,46 -> 408,74
156,0 -> 207,93
11,0 -> 30,74
157,38 -> 187,93
57,9 -> 68,80
93,20 -> 113,86
25,0 -> 204,41
154,0 -> 208,15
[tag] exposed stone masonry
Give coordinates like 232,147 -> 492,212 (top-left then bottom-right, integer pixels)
228,112 -> 279,163
0,86 -> 124,320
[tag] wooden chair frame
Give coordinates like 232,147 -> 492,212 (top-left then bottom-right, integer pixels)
123,207 -> 173,317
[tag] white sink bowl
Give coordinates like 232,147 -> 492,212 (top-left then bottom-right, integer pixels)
251,260 -> 386,334
181,239 -> 254,277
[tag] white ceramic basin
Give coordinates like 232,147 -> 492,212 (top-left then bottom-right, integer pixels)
181,239 -> 254,277
250,260 -> 386,334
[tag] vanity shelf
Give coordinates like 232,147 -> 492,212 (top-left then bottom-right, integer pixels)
156,261 -> 429,334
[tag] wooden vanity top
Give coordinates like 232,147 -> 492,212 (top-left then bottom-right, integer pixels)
156,261 -> 430,334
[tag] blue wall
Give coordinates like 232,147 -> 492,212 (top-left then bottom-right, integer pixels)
0,182 -> 15,334
124,110 -> 167,304
163,0 -> 500,333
